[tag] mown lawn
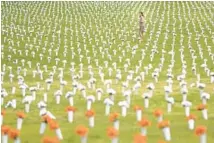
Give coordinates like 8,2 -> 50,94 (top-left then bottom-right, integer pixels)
1,1 -> 214,143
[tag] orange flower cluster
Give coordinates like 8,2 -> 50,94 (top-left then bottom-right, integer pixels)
195,125 -> 207,136
138,118 -> 151,127
1,125 -> 10,135
197,104 -> 207,110
42,115 -> 52,123
41,115 -> 60,131
9,128 -> 20,140
158,120 -> 170,129
1,110 -> 6,116
65,106 -> 76,112
85,110 -> 95,118
133,105 -> 143,111
107,127 -> 119,139
109,112 -> 119,122
16,111 -> 26,119
42,136 -> 60,143
75,125 -> 88,137
153,109 -> 163,117
186,114 -> 197,120
133,133 -> 147,143
49,120 -> 59,130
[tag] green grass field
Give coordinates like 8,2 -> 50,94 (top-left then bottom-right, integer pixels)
1,1 -> 214,143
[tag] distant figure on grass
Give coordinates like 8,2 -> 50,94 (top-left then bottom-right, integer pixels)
139,12 -> 145,40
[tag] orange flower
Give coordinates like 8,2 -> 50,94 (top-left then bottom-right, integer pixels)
8,128 -> 20,139
133,105 -> 143,111
85,110 -> 95,118
138,118 -> 151,127
109,112 -> 119,122
65,106 -> 76,112
186,114 -> 197,120
195,125 -> 207,136
42,136 -> 60,143
16,111 -> 26,119
75,125 -> 88,137
158,120 -> 170,129
107,127 -> 119,139
49,120 -> 59,130
133,133 -> 147,143
42,115 -> 52,123
1,125 -> 10,135
153,109 -> 163,117
1,110 -> 6,116
197,104 -> 207,110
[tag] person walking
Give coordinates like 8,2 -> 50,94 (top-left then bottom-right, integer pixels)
139,12 -> 145,40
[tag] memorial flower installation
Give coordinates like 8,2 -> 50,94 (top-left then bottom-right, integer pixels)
197,104 -> 208,120
9,128 -> 20,143
109,112 -> 120,130
42,136 -> 60,143
138,118 -> 151,136
158,120 -> 171,141
40,115 -> 52,135
75,125 -> 89,143
134,105 -> 143,121
186,114 -> 196,130
16,111 -> 25,130
1,125 -> 10,143
85,109 -> 95,128
195,125 -> 207,143
107,127 -> 119,143
49,120 -> 63,140
133,133 -> 147,143
65,106 -> 76,123
154,109 -> 163,123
